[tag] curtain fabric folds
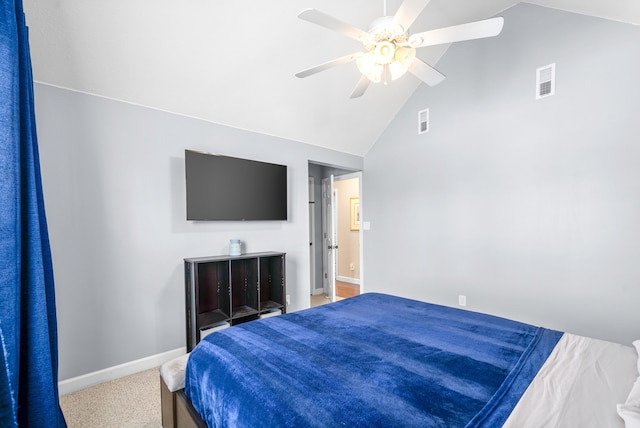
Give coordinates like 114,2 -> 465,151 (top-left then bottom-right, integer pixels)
1,0 -> 66,426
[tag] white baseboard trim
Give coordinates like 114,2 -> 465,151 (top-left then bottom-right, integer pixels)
336,276 -> 360,285
58,347 -> 186,396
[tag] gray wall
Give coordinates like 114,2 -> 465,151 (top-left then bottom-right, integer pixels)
364,4 -> 640,345
35,84 -> 362,380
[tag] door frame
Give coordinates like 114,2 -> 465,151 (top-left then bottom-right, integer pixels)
322,176 -> 337,302
332,172 -> 363,298
308,177 -> 316,295
322,171 -> 365,301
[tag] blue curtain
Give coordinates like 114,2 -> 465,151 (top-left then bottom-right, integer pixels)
1,0 -> 66,426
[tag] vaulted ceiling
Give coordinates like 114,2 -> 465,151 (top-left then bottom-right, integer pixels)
23,0 -> 640,156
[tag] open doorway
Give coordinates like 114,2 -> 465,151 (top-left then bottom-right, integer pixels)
308,162 -> 362,307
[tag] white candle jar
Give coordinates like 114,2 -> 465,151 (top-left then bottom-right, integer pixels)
229,239 -> 241,256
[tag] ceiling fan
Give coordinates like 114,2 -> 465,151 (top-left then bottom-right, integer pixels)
295,0 -> 504,98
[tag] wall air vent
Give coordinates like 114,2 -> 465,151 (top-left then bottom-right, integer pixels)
536,63 -> 555,99
418,108 -> 429,134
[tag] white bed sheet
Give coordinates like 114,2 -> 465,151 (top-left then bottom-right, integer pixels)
504,333 -> 638,427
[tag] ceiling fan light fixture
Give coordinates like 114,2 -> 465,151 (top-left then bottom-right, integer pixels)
373,41 -> 396,64
358,43 -> 415,82
356,53 -> 383,82
388,61 -> 407,80
389,46 -> 416,79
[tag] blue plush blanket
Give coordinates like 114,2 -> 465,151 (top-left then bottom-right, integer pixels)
185,293 -> 561,427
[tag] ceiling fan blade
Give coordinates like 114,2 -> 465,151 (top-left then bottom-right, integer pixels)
392,0 -> 432,30
298,8 -> 369,41
409,17 -> 505,48
408,59 -> 446,86
295,53 -> 361,79
350,75 -> 371,99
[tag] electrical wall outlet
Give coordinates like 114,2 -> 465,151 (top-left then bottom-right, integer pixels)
458,295 -> 467,307
286,294 -> 290,306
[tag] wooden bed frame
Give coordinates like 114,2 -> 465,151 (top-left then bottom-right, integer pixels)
160,375 -> 206,428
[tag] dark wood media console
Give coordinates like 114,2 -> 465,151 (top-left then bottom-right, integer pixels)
184,251 -> 286,352
161,251 -> 286,427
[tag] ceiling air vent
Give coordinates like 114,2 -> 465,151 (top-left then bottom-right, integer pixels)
418,109 -> 429,134
536,63 -> 555,99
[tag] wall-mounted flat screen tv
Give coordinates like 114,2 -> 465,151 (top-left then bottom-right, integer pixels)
185,150 -> 288,221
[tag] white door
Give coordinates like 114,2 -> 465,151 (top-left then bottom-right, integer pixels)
322,176 -> 337,302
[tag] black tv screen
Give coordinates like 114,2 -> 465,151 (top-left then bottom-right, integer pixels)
185,150 -> 287,221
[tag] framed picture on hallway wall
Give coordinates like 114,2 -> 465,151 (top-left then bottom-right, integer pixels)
350,198 -> 360,231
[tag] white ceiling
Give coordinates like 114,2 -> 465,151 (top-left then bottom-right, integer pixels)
23,0 -> 640,156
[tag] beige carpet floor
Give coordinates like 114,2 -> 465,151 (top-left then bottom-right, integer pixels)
310,293 -> 348,307
310,293 -> 332,307
60,367 -> 162,428
61,294 -> 355,426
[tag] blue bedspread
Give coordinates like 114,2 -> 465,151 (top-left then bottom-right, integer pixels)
185,293 -> 562,427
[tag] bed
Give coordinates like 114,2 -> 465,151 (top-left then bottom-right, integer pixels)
160,293 -> 640,427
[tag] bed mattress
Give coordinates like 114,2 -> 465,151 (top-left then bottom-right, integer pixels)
505,332 -> 637,427
185,293 -> 573,427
